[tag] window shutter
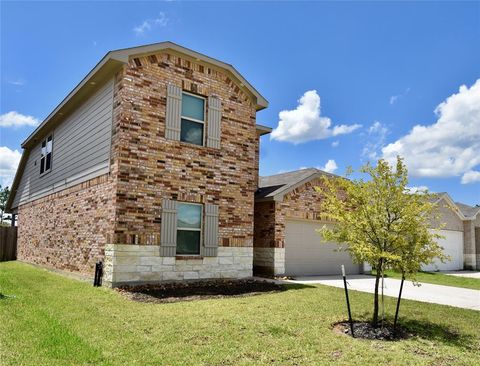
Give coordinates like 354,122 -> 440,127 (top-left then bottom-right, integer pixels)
203,204 -> 219,256
160,199 -> 178,256
165,84 -> 182,141
207,96 -> 221,149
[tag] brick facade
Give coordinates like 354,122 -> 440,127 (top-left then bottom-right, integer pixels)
17,174 -> 115,275
110,51 -> 259,249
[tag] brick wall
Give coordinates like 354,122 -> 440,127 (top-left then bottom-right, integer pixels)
110,51 -> 259,249
17,174 -> 115,276
253,201 -> 276,248
253,177 -> 329,250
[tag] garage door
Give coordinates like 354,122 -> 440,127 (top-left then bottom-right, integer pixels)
285,219 -> 361,276
422,230 -> 464,271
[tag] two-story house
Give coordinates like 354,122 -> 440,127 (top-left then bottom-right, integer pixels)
6,42 -> 271,286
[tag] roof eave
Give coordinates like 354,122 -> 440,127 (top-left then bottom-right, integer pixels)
22,56 -> 124,148
22,41 -> 268,149
435,193 -> 467,221
256,124 -> 272,136
110,41 -> 269,110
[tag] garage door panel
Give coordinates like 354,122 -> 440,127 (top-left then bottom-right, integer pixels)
422,230 -> 463,271
285,220 -> 360,276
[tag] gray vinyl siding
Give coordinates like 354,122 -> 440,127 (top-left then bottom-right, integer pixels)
203,204 -> 219,256
11,78 -> 114,208
165,84 -> 182,140
160,199 -> 178,257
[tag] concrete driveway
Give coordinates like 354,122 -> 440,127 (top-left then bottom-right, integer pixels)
283,275 -> 480,311
441,270 -> 480,279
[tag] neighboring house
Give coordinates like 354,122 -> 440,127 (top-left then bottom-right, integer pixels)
254,169 -> 479,277
6,41 -> 271,286
433,194 -> 480,271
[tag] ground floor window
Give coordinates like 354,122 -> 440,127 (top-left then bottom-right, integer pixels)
176,202 -> 202,255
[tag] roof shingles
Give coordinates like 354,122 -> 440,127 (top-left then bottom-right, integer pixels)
256,168 -> 334,200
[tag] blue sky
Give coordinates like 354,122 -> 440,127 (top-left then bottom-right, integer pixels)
1,1 -> 479,205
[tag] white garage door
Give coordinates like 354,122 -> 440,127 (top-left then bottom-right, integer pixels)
285,220 -> 361,276
422,230 -> 464,271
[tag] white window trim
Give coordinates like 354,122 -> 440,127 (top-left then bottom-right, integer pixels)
180,91 -> 206,146
40,134 -> 54,176
176,202 -> 203,256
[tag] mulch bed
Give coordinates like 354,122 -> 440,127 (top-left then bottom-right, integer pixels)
333,321 -> 411,341
116,279 -> 286,303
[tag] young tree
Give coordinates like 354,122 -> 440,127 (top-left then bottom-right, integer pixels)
317,157 -> 447,326
0,185 -> 10,224
0,184 -> 10,224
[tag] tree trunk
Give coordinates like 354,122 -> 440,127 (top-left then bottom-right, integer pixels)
372,259 -> 383,327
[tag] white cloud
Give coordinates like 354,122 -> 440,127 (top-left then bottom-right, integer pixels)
389,95 -> 399,105
382,79 -> 480,184
333,124 -> 361,135
362,121 -> 389,160
320,159 -> 338,173
0,111 -> 39,128
133,12 -> 169,36
270,90 -> 361,144
0,146 -> 21,188
389,87 -> 410,105
461,170 -> 480,184
331,140 -> 340,147
8,79 -> 25,86
406,185 -> 429,194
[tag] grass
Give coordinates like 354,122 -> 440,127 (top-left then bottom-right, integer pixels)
371,270 -> 480,290
1,262 -> 479,366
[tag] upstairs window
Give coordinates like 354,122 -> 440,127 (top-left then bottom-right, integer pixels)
176,202 -> 202,255
40,135 -> 53,175
180,92 -> 205,146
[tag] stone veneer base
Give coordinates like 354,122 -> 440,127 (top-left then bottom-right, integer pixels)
464,254 -> 477,270
103,245 -> 253,287
253,247 -> 285,276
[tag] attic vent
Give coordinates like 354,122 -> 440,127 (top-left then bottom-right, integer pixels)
148,55 -> 158,64
133,58 -> 142,67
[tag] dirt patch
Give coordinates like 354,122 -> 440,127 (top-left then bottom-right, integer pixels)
116,279 -> 286,303
333,321 -> 411,341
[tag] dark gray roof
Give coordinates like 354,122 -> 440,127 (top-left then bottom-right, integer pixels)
256,168 -> 335,201
455,202 -> 480,218
431,192 -> 479,219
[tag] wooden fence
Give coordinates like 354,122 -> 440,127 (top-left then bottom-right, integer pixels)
0,226 -> 17,262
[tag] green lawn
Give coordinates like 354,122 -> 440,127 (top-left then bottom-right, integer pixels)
371,269 -> 480,290
1,262 -> 479,366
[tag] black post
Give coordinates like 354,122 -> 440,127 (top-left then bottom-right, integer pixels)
394,275 -> 405,332
93,262 -> 99,286
93,261 -> 103,287
342,265 -> 354,337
